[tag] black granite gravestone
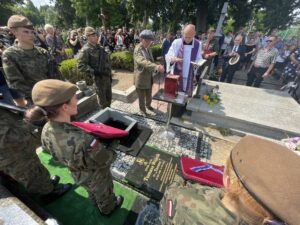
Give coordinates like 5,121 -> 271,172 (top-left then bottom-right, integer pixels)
125,146 -> 179,200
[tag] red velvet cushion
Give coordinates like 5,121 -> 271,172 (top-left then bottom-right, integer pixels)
180,156 -> 224,188
71,121 -> 129,139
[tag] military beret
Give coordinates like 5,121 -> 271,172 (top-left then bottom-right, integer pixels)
32,79 -> 78,107
84,26 -> 96,36
139,30 -> 154,40
230,136 -> 300,225
7,15 -> 33,30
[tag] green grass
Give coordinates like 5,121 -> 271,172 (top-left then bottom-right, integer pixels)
38,151 -> 137,225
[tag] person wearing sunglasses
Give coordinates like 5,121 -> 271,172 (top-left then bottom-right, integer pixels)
2,15 -> 54,107
246,35 -> 278,87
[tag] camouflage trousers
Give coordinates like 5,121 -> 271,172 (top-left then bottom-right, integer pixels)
80,167 -> 116,215
0,119 -> 54,195
94,75 -> 112,109
0,152 -> 54,195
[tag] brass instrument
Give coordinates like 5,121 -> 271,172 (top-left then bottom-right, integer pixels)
228,52 -> 240,65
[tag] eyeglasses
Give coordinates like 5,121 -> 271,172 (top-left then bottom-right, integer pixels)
266,40 -> 274,43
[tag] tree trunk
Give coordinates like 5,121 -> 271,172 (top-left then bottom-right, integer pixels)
85,15 -> 89,26
143,10 -> 148,27
195,0 -> 208,33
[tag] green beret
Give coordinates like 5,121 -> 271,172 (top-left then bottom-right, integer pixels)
231,136 -> 300,225
84,26 -> 96,36
7,15 -> 33,29
32,79 -> 78,107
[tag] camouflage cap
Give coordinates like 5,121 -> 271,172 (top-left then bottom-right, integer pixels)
7,15 -> 33,30
32,79 -> 78,107
139,29 -> 154,40
230,136 -> 300,225
84,26 -> 96,36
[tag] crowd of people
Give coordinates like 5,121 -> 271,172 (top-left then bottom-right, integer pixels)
0,14 -> 299,225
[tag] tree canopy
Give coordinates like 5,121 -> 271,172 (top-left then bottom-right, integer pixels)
0,0 -> 299,34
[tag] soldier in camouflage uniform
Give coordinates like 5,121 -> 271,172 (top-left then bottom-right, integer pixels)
2,15 -> 53,107
160,136 -> 300,225
26,79 -> 123,216
77,26 -> 112,109
0,106 -> 71,201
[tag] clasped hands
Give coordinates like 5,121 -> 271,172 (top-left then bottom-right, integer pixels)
155,64 -> 165,73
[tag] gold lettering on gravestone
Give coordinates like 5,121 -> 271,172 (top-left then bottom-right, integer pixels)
140,152 -> 177,190
159,158 -> 177,192
144,154 -> 160,182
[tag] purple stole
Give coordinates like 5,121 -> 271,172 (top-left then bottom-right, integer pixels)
174,38 -> 200,97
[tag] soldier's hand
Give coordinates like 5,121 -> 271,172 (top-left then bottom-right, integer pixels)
14,98 -> 27,107
156,65 -> 165,73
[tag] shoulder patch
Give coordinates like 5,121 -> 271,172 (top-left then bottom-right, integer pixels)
89,138 -> 98,149
167,199 -> 174,218
2,56 -> 11,65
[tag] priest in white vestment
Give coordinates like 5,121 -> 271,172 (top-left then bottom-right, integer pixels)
165,24 -> 202,96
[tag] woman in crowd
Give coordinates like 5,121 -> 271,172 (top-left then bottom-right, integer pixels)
44,24 -> 65,63
282,40 -> 300,84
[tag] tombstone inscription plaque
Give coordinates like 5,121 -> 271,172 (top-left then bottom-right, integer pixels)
125,146 -> 179,200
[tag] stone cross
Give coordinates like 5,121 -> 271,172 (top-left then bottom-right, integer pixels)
214,2 -> 228,37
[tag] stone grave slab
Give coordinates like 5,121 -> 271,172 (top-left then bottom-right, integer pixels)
125,146 -> 179,200
0,185 -> 45,225
187,80 -> 300,139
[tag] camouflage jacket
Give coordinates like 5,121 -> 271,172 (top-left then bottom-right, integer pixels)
2,45 -> 49,99
41,121 -> 116,184
160,176 -> 245,225
134,43 -> 157,89
0,108 -> 37,167
77,42 -> 111,77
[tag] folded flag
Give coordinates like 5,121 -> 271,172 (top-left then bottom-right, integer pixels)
71,121 -> 129,139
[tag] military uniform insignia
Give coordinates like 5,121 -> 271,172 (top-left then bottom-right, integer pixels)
167,199 -> 174,218
89,138 -> 98,149
2,57 -> 11,65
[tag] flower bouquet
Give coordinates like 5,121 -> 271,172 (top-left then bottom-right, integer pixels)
282,137 -> 300,155
202,85 -> 220,109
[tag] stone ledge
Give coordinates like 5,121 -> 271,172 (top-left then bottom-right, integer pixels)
112,85 -> 137,103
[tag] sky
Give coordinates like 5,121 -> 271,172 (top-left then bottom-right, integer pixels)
31,0 -> 53,8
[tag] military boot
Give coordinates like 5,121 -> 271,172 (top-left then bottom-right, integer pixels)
99,195 -> 124,217
50,175 -> 60,187
40,183 -> 72,204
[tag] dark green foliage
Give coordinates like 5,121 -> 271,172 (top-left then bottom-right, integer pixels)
110,51 -> 134,72
150,44 -> 162,61
59,58 -> 93,85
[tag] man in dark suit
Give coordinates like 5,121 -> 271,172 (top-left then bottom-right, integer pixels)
220,35 -> 245,83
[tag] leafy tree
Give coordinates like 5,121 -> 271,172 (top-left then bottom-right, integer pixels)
0,0 -> 24,26
13,0 -> 43,26
54,0 -> 76,28
261,0 -> 300,31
